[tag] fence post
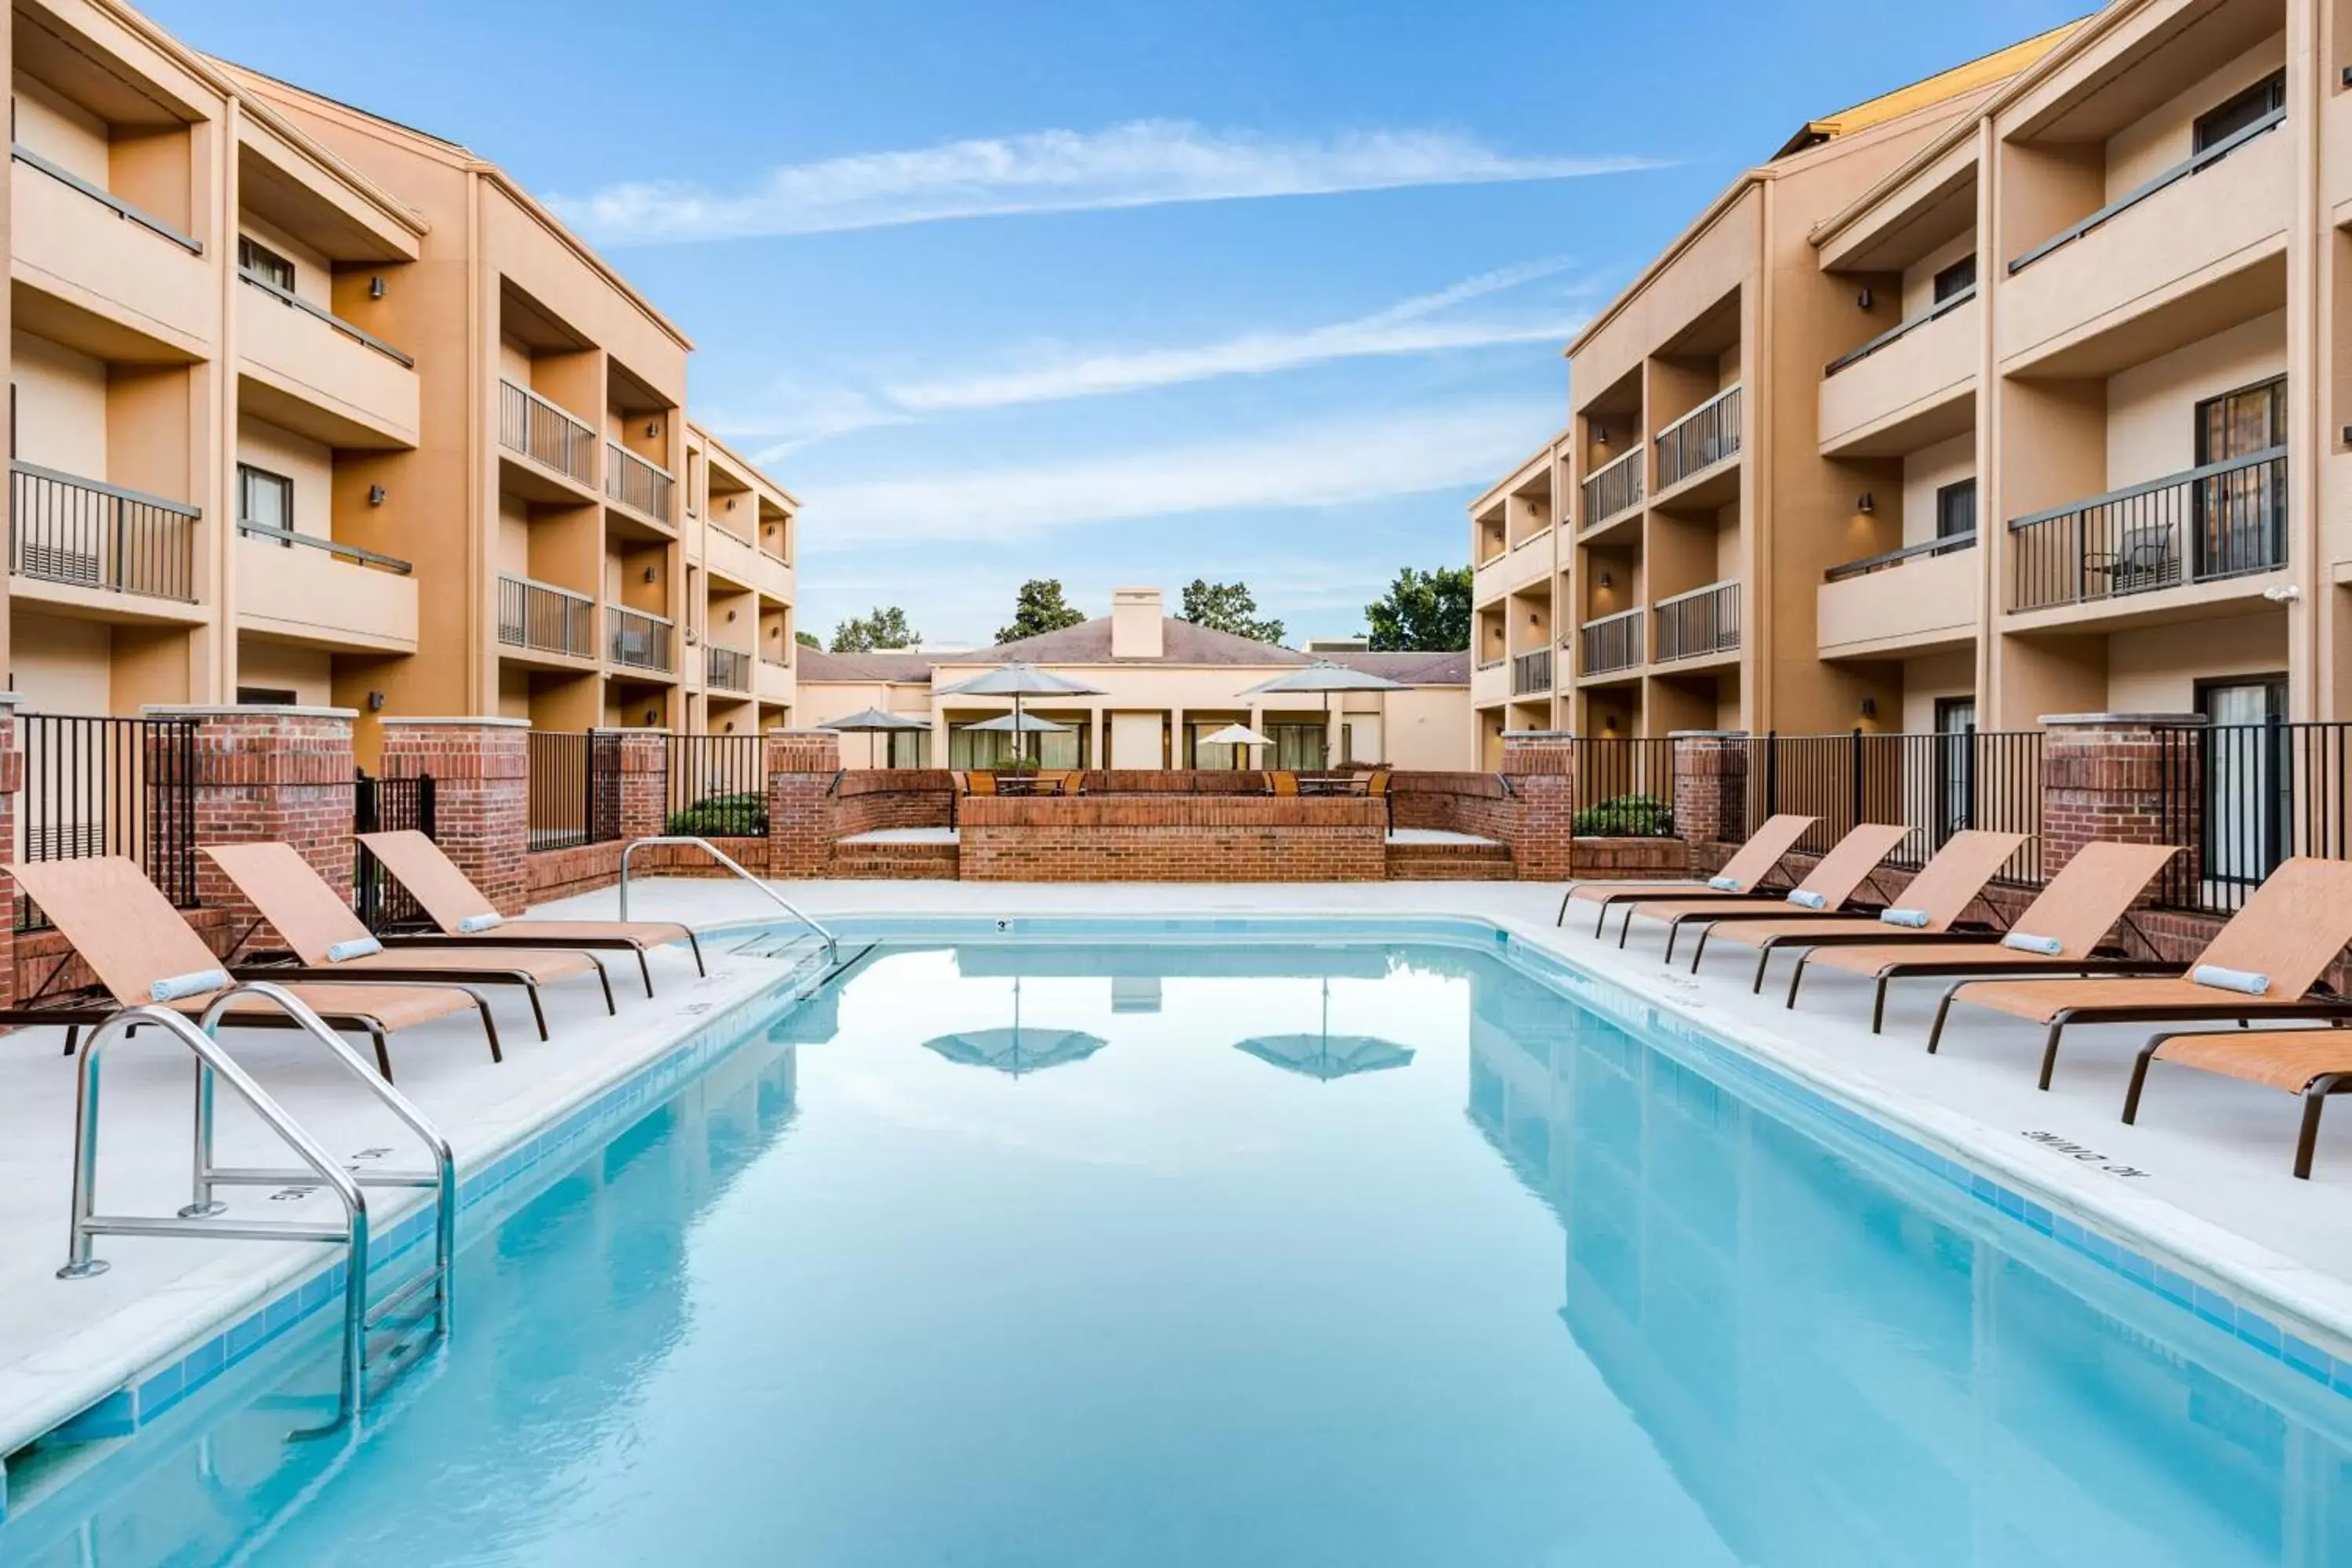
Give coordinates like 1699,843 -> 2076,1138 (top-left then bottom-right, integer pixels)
1670,731 -> 1748,854
380,717 -> 532,916
0,694 -> 22,1010
767,729 -> 842,879
1500,731 -> 1576,881
2038,712 -> 2205,901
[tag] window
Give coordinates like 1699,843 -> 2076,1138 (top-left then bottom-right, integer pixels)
237,236 -> 295,292
237,463 -> 294,543
237,687 -> 299,706
1934,478 -> 1976,539
2194,71 -> 2285,154
1931,255 -> 1976,303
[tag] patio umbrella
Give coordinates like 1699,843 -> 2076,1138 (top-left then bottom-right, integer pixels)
921,977 -> 1107,1077
1237,660 -> 1409,766
816,706 -> 931,768
961,709 -> 1073,766
1198,721 -> 1272,771
1232,977 -> 1416,1082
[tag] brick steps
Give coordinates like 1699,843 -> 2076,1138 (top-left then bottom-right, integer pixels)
832,840 -> 960,880
1386,840 -> 1513,880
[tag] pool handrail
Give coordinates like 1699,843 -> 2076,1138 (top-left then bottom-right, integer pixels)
619,834 -> 837,954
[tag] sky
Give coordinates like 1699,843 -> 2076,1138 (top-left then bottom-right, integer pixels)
150,0 -> 2083,650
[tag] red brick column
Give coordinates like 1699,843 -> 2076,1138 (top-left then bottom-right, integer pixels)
1671,731 -> 1749,849
1501,731 -> 1575,881
379,717 -> 531,916
2038,712 -> 2202,899
147,706 -> 357,950
767,730 -> 841,879
0,695 -> 22,1007
604,728 -> 672,839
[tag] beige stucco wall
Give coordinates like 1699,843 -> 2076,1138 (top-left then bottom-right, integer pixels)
234,415 -> 334,536
12,330 -> 107,475
236,639 -> 333,703
2105,610 -> 2287,713
1900,433 -> 1974,548
2103,35 -> 2282,198
2103,309 -> 2285,486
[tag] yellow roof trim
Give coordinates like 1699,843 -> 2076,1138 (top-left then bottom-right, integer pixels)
1773,23 -> 2082,158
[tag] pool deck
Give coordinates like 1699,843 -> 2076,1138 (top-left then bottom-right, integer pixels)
8,874 -> 2352,1465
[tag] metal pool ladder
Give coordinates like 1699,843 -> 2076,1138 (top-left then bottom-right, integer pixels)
618,834 -> 837,955
56,981 -> 458,1433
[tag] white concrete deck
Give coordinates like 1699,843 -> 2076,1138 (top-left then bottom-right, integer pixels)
838,826 -> 958,844
6,874 -> 2352,1461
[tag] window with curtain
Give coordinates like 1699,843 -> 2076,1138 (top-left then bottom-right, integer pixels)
237,463 -> 294,543
1934,478 -> 1976,539
887,731 -> 930,768
1931,255 -> 1975,303
237,235 -> 296,292
2192,71 -> 2285,155
1270,724 -> 1327,771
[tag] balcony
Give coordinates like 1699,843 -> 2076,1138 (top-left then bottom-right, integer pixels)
1819,287 -> 1976,457
11,143 -> 209,355
758,651 -> 795,704
706,643 -> 753,694
607,444 -> 676,525
2006,448 -> 2285,618
2001,110 -> 2287,376
237,525 -> 417,652
1580,448 -> 1644,536
1652,581 -> 1739,663
498,380 -> 597,491
1472,656 -> 1508,707
496,574 -> 595,661
237,268 -> 419,449
1653,386 -> 1740,499
1818,535 -> 1978,659
10,463 -> 198,606
703,517 -> 757,588
608,604 -> 677,673
1579,609 -> 1644,678
1511,647 -> 1552,697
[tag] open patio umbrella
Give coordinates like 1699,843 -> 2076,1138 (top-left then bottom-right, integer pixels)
961,709 -> 1073,767
1237,660 -> 1409,767
921,976 -> 1107,1077
1232,977 -> 1416,1082
937,662 -> 1108,768
1197,722 -> 1272,772
816,707 -> 932,768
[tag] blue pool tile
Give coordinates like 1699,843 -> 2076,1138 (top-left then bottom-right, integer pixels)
2153,1268 -> 2195,1307
226,1312 -> 267,1362
182,1335 -> 224,1386
2238,1315 -> 2283,1357
2286,1334 -> 2331,1378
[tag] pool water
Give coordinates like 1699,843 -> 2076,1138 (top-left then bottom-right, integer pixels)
7,938 -> 2352,1566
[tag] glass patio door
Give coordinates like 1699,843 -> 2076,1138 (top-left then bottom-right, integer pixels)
2193,377 -> 2285,583
2198,677 -> 2287,905
1932,698 -> 1976,848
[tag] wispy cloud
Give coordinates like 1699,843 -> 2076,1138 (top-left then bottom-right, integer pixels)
797,399 -> 1557,550
546,120 -> 1662,245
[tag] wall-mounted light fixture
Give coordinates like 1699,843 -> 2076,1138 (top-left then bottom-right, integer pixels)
368,485 -> 387,506
724,720 -> 736,733
642,566 -> 659,583
366,690 -> 386,712
645,420 -> 660,439
644,708 -> 659,725
1859,697 -> 1878,720
727,608 -> 738,622
1856,492 -> 1875,515
1593,425 -> 1610,448
1599,570 -> 1614,590
368,275 -> 386,299
1857,287 -> 1874,310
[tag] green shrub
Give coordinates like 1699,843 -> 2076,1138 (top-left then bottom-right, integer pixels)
1573,793 -> 1675,837
666,791 -> 767,837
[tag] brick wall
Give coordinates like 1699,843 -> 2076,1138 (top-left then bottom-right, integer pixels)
380,718 -> 530,916
766,731 -> 841,879
608,729 -> 672,840
0,700 -> 20,1007
2039,713 -> 2198,898
836,769 -> 956,838
1671,731 -> 1748,848
1501,735 -> 1576,882
959,795 -> 1387,881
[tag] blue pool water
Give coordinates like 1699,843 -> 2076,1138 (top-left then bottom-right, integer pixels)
6,935 -> 2352,1566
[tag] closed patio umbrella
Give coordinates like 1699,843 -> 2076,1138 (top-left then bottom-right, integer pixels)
1232,977 -> 1416,1082
816,707 -> 931,768
1237,660 -> 1409,767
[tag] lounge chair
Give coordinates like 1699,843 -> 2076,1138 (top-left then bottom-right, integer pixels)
1928,858 -> 2352,1090
1783,841 -> 2182,1029
204,842 -> 617,1038
1558,813 -> 1817,935
1680,829 -> 2027,987
358,830 -> 703,996
4,857 -> 498,1078
1614,822 -> 1915,960
2123,1024 -> 2352,1178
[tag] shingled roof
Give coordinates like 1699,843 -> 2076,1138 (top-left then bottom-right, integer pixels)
797,618 -> 1466,686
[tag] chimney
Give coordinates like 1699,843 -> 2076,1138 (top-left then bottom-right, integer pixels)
1111,587 -> 1163,659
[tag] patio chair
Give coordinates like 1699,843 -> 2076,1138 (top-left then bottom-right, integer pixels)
1266,771 -> 1300,797
2121,1024 -> 2352,1179
358,830 -> 702,997
204,841 -> 617,1039
964,771 -> 999,797
1680,829 -> 2026,988
1613,822 -> 1914,960
1558,813 -> 1816,935
1782,841 -> 2181,1029
1926,858 -> 2352,1091
3,856 -> 499,1080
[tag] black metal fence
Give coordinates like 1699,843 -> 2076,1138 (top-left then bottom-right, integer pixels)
528,731 -> 621,851
1744,728 -> 2043,884
2152,720 -> 2352,915
1576,738 -> 1678,837
354,772 -> 435,931
663,735 -> 766,837
17,713 -> 200,928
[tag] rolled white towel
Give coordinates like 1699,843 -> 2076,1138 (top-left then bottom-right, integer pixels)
2000,932 -> 2063,956
1786,890 -> 1828,910
2190,964 -> 2270,996
1878,909 -> 1931,928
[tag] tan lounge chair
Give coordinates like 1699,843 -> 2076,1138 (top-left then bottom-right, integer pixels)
4,857 -> 497,1078
1929,858 -> 2352,1091
1618,822 -> 1915,961
358,830 -> 702,996
204,841 -> 617,1037
2122,1025 -> 2352,1179
1681,829 -> 2027,989
1784,841 -> 2182,1029
1558,813 -> 1817,935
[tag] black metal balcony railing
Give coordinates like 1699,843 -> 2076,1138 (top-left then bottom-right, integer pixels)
1581,448 -> 1643,527
1824,532 -> 1976,583
238,267 -> 414,365
496,574 -> 595,659
498,379 -> 597,486
607,443 -> 677,523
2007,447 -> 2285,614
1824,283 -> 1976,376
1653,581 -> 1740,662
12,141 -> 202,253
238,521 -> 412,574
10,462 -> 198,602
2009,106 -> 2285,276
1654,385 -> 1741,491
1580,608 -> 1644,677
1511,647 -> 1552,696
706,644 -> 753,692
608,604 -> 676,672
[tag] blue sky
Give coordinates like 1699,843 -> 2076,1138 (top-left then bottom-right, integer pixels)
154,0 -> 2081,648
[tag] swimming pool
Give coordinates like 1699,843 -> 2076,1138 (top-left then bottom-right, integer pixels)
5,929 -> 2350,1566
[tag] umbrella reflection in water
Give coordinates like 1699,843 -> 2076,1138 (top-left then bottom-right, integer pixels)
920,975 -> 1107,1077
1232,976 -> 1415,1082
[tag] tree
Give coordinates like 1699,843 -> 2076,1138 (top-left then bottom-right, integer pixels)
996,578 -> 1087,644
794,629 -> 822,649
1180,579 -> 1284,644
830,606 -> 920,652
1364,565 -> 1472,652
